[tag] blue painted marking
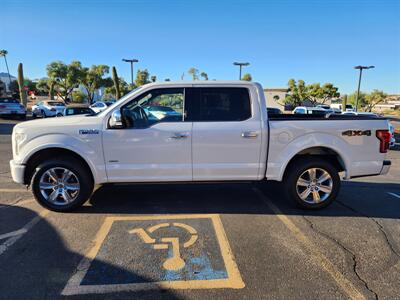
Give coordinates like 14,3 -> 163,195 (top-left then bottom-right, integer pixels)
164,254 -> 228,281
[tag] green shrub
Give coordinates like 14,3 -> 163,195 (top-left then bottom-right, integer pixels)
72,91 -> 87,103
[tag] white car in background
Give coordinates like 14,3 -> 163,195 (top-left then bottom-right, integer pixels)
89,101 -> 113,113
32,101 -> 66,118
331,103 -> 355,112
0,97 -> 27,119
292,106 -> 329,115
389,123 -> 396,148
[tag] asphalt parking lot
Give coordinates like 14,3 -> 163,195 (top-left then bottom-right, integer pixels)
1,117 -> 400,300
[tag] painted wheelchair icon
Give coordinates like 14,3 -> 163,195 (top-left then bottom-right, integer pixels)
129,222 -> 198,271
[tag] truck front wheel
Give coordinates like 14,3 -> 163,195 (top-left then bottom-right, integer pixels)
31,157 -> 93,212
284,157 -> 340,209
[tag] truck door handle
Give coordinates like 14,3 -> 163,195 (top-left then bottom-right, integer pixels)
170,133 -> 189,139
241,131 -> 258,138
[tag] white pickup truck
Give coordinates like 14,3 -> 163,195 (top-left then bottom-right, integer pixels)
10,81 -> 392,212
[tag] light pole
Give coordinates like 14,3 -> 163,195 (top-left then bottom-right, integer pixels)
233,62 -> 250,80
354,65 -> 374,112
122,58 -> 139,86
0,50 -> 12,92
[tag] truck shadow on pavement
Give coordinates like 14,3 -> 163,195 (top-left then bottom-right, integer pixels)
0,205 -> 183,300
81,181 -> 400,220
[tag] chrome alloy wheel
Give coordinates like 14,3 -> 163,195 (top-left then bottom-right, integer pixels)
39,167 -> 80,205
296,168 -> 333,204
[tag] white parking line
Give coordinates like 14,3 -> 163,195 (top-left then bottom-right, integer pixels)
387,192 -> 400,199
0,209 -> 49,256
253,188 -> 366,300
0,228 -> 28,240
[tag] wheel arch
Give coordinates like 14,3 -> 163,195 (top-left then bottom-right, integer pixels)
282,146 -> 347,181
23,147 -> 95,185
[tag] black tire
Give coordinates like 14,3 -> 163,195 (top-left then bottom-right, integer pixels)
31,157 -> 93,212
283,157 -> 340,210
41,110 -> 46,118
32,112 -> 37,119
56,113 -> 63,117
19,114 -> 26,120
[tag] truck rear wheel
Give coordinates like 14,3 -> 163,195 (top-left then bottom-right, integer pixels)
284,157 -> 340,209
31,157 -> 93,212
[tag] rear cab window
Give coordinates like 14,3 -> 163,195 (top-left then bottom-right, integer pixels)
186,87 -> 251,122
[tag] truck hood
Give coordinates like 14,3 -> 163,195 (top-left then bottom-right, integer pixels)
14,115 -> 101,131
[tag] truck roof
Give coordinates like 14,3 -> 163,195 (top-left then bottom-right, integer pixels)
141,80 -> 261,88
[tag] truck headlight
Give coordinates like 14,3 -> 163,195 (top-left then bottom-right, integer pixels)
14,132 -> 26,155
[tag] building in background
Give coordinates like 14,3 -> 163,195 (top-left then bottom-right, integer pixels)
263,88 -> 288,109
0,72 -> 17,93
0,80 -> 6,97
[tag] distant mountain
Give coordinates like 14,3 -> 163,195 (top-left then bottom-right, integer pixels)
0,72 -> 16,79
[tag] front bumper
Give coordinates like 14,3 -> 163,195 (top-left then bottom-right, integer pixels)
9,160 -> 26,184
380,160 -> 391,175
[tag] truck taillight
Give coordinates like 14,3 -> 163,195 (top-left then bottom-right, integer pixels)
376,130 -> 391,153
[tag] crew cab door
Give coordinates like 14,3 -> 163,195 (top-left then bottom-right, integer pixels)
102,88 -> 192,182
187,87 -> 262,180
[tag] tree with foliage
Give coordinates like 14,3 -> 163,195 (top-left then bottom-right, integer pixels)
151,75 -> 157,82
284,79 -> 308,107
284,79 -> 339,106
79,65 -> 112,104
135,69 -> 150,86
307,83 -> 339,105
346,90 -> 387,111
364,90 -> 387,112
165,78 -> 171,81
46,61 -> 83,102
200,72 -> 208,80
104,77 -> 130,100
347,91 -> 367,110
71,91 -> 87,103
241,73 -> 252,81
188,68 -> 199,80
37,78 -> 56,99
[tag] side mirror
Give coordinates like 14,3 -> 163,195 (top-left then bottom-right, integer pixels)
109,110 -> 124,129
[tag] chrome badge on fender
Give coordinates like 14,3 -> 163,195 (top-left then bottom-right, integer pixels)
79,129 -> 100,135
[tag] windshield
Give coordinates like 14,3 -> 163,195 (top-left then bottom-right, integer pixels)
94,87 -> 144,117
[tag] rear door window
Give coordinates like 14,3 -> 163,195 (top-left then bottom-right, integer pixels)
186,87 -> 251,122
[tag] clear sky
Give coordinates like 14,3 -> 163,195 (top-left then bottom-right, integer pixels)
1,0 -> 400,94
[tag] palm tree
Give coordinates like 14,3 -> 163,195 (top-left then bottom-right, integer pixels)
200,72 -> 208,80
0,50 -> 12,92
188,68 -> 199,80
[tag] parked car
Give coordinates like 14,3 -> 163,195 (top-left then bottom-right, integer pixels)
143,105 -> 182,121
342,112 -> 379,117
0,97 -> 26,119
89,101 -> 113,113
63,105 -> 94,116
267,107 -> 282,115
316,105 -> 341,114
32,101 -> 66,118
293,106 -> 329,115
389,122 -> 396,148
316,104 -> 330,110
331,103 -> 355,112
10,81 -> 391,212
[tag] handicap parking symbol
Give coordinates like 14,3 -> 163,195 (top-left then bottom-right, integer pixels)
62,214 -> 244,295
